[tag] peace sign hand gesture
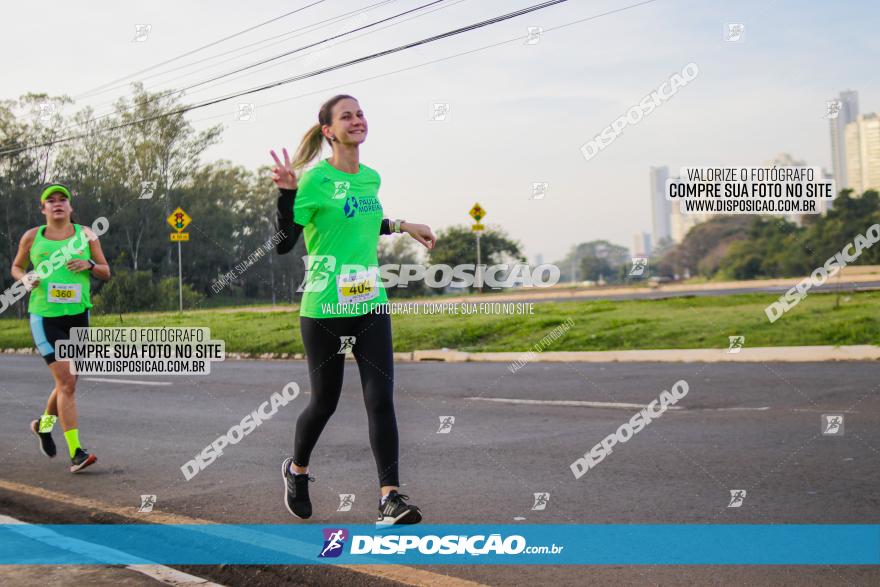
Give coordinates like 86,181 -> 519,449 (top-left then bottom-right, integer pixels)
270,148 -> 298,190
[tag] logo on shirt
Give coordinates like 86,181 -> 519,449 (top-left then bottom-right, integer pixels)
343,195 -> 382,219
344,194 -> 360,218
333,181 -> 350,199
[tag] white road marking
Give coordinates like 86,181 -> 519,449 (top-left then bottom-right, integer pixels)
707,406 -> 771,411
465,397 -> 683,410
126,564 -> 225,586
82,378 -> 172,386
466,397 -> 771,411
0,514 -> 223,586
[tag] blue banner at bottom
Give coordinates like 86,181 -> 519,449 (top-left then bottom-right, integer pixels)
1,524 -> 878,565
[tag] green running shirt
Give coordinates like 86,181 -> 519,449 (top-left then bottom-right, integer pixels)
295,159 -> 388,318
28,224 -> 93,317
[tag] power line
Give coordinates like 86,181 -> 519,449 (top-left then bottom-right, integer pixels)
171,0 -> 467,100
2,0 -> 568,157
1,0 -> 661,158
165,0 -> 448,97
79,0 -> 450,129
17,0 -> 443,141
74,0 -> 329,100
75,0 -> 399,103
184,0 -> 660,128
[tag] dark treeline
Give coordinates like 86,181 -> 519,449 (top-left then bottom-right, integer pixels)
657,190 -> 880,280
0,84 -> 315,317
550,190 -> 880,285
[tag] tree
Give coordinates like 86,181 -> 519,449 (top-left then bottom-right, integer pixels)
378,234 -> 427,297
579,255 -> 612,282
712,189 -> 880,280
556,240 -> 629,283
67,82 -> 222,272
657,216 -> 753,279
427,224 -> 525,293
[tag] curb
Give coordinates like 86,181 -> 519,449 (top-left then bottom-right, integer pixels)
407,345 -> 880,363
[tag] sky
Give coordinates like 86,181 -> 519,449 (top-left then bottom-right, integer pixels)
3,0 -> 879,263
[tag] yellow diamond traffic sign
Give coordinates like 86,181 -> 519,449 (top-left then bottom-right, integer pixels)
167,207 -> 191,232
469,203 -> 486,222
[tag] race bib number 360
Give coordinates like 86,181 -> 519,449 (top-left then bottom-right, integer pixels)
337,268 -> 379,307
48,283 -> 82,304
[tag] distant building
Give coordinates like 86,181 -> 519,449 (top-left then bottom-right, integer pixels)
763,153 -> 824,223
632,231 -> 652,257
845,113 -> 880,194
765,153 -> 805,168
670,198 -> 711,244
829,90 -> 859,191
650,166 -> 671,246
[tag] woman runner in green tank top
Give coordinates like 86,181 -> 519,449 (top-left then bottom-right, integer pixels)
10,183 -> 111,473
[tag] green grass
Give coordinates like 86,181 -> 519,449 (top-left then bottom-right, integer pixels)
2,291 -> 878,353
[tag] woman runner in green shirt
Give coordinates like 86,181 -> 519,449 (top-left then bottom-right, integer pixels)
273,95 -> 436,525
10,184 -> 111,473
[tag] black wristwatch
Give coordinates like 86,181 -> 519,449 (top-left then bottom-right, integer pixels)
87,259 -> 97,271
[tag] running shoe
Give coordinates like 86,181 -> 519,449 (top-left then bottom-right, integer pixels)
69,448 -> 97,473
376,491 -> 422,526
281,457 -> 313,519
30,418 -> 57,458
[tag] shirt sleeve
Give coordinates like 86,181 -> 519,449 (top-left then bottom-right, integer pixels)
293,172 -> 320,226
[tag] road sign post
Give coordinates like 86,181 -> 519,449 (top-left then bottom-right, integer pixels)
469,204 -> 486,290
167,207 -> 192,313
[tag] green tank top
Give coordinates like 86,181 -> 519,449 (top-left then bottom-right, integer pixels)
294,159 -> 388,318
28,224 -> 93,317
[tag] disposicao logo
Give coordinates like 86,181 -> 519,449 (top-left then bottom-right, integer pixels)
318,528 -> 348,558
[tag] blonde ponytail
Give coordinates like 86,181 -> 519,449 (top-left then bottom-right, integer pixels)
291,123 -> 324,172
291,94 -> 357,172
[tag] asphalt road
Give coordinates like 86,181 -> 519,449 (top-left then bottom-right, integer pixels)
1,355 -> 878,585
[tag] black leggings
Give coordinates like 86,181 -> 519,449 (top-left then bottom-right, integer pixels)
294,307 -> 399,487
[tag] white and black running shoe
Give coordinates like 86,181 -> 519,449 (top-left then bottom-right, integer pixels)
281,457 -> 313,519
376,491 -> 422,526
30,418 -> 57,458
69,448 -> 97,473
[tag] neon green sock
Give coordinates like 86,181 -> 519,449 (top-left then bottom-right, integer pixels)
39,412 -> 58,433
63,429 -> 81,458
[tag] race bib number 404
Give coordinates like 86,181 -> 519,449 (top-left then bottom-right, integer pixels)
337,268 -> 379,307
48,283 -> 82,304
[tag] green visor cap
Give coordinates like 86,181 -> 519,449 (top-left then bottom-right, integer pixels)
40,184 -> 72,203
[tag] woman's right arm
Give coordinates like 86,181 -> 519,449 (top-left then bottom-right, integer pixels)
10,229 -> 36,285
275,187 -> 305,255
270,148 -> 302,255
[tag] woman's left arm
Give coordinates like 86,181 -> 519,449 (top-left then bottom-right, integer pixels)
400,221 -> 436,250
378,218 -> 436,249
